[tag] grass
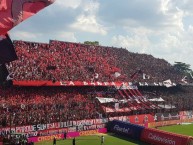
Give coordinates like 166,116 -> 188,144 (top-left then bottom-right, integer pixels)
35,133 -> 149,145
158,123 -> 193,137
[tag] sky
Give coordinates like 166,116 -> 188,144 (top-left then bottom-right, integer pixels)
9,0 -> 193,69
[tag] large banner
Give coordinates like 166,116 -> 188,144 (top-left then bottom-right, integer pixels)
0,118 -> 108,137
13,80 -> 137,87
109,120 -> 145,140
28,128 -> 107,143
0,115 -> 154,136
108,114 -> 154,125
141,128 -> 192,145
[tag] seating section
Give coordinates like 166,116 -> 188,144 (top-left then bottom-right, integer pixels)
7,40 -> 183,83
1,40 -> 191,130
0,87 -> 102,127
2,85 -> 192,127
139,86 -> 193,111
0,86 -> 162,127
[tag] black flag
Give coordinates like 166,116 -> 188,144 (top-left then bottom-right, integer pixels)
0,34 -> 17,85
0,34 -> 18,64
0,64 -> 9,85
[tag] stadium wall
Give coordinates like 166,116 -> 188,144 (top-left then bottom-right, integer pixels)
108,120 -> 193,145
140,128 -> 193,145
108,120 -> 145,140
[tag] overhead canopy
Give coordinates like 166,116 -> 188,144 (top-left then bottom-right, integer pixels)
149,97 -> 165,102
96,97 -> 135,104
158,104 -> 176,109
96,97 -> 118,103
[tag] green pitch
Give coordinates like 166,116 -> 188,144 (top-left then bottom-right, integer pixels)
158,123 -> 193,136
35,134 -> 149,145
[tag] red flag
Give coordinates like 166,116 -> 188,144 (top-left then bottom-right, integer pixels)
0,0 -> 55,35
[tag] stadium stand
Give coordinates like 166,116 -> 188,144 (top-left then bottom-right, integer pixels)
140,86 -> 193,112
0,85 -> 160,128
1,40 -> 193,145
0,87 -> 103,127
1,85 -> 192,128
7,40 -> 184,83
1,40 -> 191,127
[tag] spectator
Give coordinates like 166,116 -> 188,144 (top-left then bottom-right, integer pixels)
63,131 -> 67,140
101,135 -> 104,145
6,40 -> 184,83
72,137 -> 75,145
53,137 -> 56,145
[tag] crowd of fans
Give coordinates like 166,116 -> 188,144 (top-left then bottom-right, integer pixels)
2,135 -> 29,145
140,85 -> 193,112
0,85 -> 166,128
1,39 -> 193,144
7,40 -> 184,83
2,85 -> 191,128
0,87 -> 103,128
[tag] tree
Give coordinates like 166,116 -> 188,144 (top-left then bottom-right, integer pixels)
173,62 -> 192,73
173,62 -> 193,80
84,41 -> 99,46
189,70 -> 193,79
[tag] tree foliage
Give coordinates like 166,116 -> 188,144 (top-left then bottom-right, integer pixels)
173,62 -> 193,80
173,62 -> 192,73
84,41 -> 99,46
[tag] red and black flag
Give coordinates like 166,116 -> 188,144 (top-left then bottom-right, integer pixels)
0,0 -> 55,35
0,0 -> 55,63
0,0 -> 55,85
